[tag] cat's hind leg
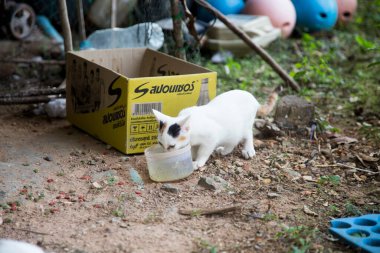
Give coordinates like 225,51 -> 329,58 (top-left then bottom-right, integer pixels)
241,130 -> 255,159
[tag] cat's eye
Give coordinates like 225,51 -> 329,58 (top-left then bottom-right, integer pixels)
168,144 -> 176,150
158,141 -> 164,148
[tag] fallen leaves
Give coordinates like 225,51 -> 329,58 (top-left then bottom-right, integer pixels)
303,205 -> 318,216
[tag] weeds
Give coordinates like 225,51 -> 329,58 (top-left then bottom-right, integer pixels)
317,175 -> 341,187
276,225 -> 318,253
196,239 -> 218,253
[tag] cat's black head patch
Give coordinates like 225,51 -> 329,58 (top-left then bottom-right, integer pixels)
168,123 -> 181,138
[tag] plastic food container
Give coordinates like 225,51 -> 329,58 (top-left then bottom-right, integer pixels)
144,144 -> 194,182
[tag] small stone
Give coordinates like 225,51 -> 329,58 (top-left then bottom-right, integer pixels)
262,178 -> 272,185
87,160 -> 96,165
267,192 -> 280,198
283,168 -> 301,180
161,184 -> 179,193
129,168 -> 144,186
119,223 -> 130,228
235,167 -> 244,175
234,161 -> 244,167
198,176 -> 228,191
198,177 -> 217,190
111,217 -> 121,223
302,175 -> 315,182
43,156 -> 52,162
106,145 -> 112,150
120,157 -> 129,162
92,182 -> 102,189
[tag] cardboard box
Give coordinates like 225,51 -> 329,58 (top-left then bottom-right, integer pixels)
66,48 -> 217,154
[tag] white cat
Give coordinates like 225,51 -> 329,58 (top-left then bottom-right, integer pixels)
152,89 -> 278,169
0,239 -> 45,253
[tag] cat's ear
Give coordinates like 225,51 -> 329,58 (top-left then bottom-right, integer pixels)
152,109 -> 169,123
152,109 -> 170,133
177,115 -> 191,130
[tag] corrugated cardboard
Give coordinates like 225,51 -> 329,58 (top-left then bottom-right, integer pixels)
66,48 -> 217,154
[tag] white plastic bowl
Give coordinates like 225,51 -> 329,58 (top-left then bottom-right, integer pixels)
144,144 -> 194,182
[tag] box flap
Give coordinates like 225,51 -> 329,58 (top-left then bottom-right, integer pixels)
70,48 -> 146,78
140,48 -> 211,77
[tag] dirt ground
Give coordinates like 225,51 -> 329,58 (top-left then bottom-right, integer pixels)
0,105 -> 379,253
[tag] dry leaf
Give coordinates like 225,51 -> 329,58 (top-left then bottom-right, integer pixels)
331,136 -> 358,145
353,173 -> 364,182
303,205 -> 318,216
358,153 -> 379,162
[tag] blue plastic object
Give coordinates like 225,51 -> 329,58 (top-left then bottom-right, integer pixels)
292,0 -> 338,32
36,15 -> 64,52
329,214 -> 380,253
197,0 -> 245,22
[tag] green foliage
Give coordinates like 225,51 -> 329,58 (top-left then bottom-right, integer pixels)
197,239 -> 218,253
359,123 -> 380,146
112,207 -> 124,218
344,202 -> 362,216
317,175 -> 341,186
276,225 -> 318,253
355,35 -> 376,51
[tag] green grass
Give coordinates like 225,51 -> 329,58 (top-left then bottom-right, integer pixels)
276,225 -> 318,253
203,1 -> 380,138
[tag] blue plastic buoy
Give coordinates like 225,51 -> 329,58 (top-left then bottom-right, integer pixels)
197,0 -> 245,22
292,0 -> 338,32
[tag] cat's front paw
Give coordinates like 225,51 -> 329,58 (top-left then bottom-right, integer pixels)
215,147 -> 224,156
242,148 -> 255,159
193,161 -> 206,170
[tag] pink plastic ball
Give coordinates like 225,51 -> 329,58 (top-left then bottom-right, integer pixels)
336,0 -> 357,23
243,0 -> 296,38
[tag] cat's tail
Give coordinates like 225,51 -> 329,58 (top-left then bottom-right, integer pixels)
256,86 -> 282,117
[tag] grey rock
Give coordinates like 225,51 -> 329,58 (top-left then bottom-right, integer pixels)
274,95 -> 315,129
283,168 -> 301,180
198,176 -> 228,191
161,183 -> 179,193
87,160 -> 96,165
43,156 -> 52,162
254,119 -> 283,137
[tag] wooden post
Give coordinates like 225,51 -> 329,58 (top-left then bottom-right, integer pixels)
58,0 -> 73,52
194,0 -> 300,92
170,0 -> 186,60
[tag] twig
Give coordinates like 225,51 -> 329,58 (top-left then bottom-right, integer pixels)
170,0 -> 186,60
0,96 -> 52,105
0,88 -> 65,98
58,0 -> 73,52
12,227 -> 51,236
179,205 -> 241,216
194,0 -> 300,92
315,163 -> 379,175
180,0 -> 200,43
0,59 -> 65,65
